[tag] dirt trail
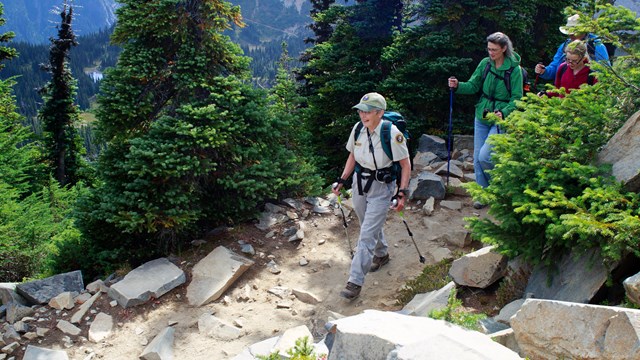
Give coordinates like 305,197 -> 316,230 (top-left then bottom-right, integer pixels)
25,195 -> 484,360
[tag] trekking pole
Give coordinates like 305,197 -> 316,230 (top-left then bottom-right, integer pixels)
392,199 -> 426,264
446,87 -> 454,187
333,182 -> 354,258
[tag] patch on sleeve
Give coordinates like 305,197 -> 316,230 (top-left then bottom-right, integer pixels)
395,134 -> 405,144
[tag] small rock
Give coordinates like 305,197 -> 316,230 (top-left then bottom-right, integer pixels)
23,332 -> 38,340
57,320 -> 81,336
299,258 -> 309,266
276,300 -> 293,309
267,260 -> 281,274
1,342 -> 19,354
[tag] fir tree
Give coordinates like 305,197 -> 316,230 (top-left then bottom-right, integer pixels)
81,0 -> 321,266
380,0 -> 574,138
299,0 -> 403,176
38,2 -> 85,186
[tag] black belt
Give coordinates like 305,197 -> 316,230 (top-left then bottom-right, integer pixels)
354,163 -> 393,195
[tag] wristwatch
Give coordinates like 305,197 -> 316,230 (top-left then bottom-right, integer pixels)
398,188 -> 410,197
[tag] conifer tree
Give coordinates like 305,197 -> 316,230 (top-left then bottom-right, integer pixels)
299,0 -> 403,175
82,0 -> 319,263
38,2 -> 84,186
380,0 -> 573,137
0,4 -> 35,195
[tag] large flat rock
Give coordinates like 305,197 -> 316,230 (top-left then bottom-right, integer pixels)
15,271 -> 84,305
525,247 -> 611,303
329,309 -> 520,360
511,299 -> 640,359
187,246 -> 254,306
597,110 -> 640,191
108,258 -> 186,308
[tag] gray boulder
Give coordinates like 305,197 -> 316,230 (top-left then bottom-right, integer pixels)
449,246 -> 507,288
417,134 -> 448,159
409,172 -> 445,200
596,110 -> 640,191
525,247 -> 612,303
108,258 -> 186,308
23,345 -> 69,360
329,310 -> 520,360
511,299 -> 640,360
624,272 -> 640,306
15,271 -> 84,305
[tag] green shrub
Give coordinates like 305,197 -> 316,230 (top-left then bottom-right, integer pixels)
257,336 -> 326,360
466,1 -> 640,267
396,258 -> 452,306
0,178 -> 85,281
429,287 -> 487,331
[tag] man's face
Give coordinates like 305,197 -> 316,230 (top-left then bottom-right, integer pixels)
569,33 -> 586,41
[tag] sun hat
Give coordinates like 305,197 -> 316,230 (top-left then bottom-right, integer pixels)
560,14 -> 580,35
352,92 -> 387,111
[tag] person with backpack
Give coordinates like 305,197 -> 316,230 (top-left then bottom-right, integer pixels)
534,14 -> 610,81
331,92 -> 410,300
447,32 -> 523,208
539,40 -> 597,98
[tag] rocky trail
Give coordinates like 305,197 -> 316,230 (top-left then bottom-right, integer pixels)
3,191 -> 489,360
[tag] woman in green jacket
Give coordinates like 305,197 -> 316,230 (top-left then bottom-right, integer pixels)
448,32 -> 523,208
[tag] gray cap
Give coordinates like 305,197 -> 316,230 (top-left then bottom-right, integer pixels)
352,92 -> 387,111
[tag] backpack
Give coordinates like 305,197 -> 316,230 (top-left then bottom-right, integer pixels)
481,62 -> 529,98
354,111 -> 410,186
557,62 -> 596,85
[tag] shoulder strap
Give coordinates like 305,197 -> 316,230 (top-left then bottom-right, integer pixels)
380,120 -> 393,161
558,63 -> 568,80
482,62 -> 515,97
503,67 -> 513,96
587,38 -> 598,59
481,61 -> 491,83
354,122 -> 364,142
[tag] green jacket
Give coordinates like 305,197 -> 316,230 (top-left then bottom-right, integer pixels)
456,52 -> 523,124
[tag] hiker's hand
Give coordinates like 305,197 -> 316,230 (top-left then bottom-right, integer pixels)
535,63 -> 545,75
448,77 -> 458,89
332,183 -> 343,196
391,195 -> 406,212
494,110 -> 503,119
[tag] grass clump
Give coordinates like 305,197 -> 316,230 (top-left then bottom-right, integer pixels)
396,258 -> 453,306
429,287 -> 487,331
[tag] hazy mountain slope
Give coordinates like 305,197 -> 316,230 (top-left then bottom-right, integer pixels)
1,0 -> 118,43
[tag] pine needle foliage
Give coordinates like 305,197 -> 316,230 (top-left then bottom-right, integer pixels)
78,0 -> 322,269
466,2 -> 640,268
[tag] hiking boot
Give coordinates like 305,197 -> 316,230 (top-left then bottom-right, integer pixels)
370,253 -> 390,272
340,282 -> 362,300
473,201 -> 486,209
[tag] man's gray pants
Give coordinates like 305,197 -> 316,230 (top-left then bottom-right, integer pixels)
348,177 -> 394,287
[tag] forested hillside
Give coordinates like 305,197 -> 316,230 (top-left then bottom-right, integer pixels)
2,26 -> 120,122
0,0 -> 313,119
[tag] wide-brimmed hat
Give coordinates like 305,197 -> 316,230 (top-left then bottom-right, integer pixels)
352,92 -> 387,112
560,14 -> 580,35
